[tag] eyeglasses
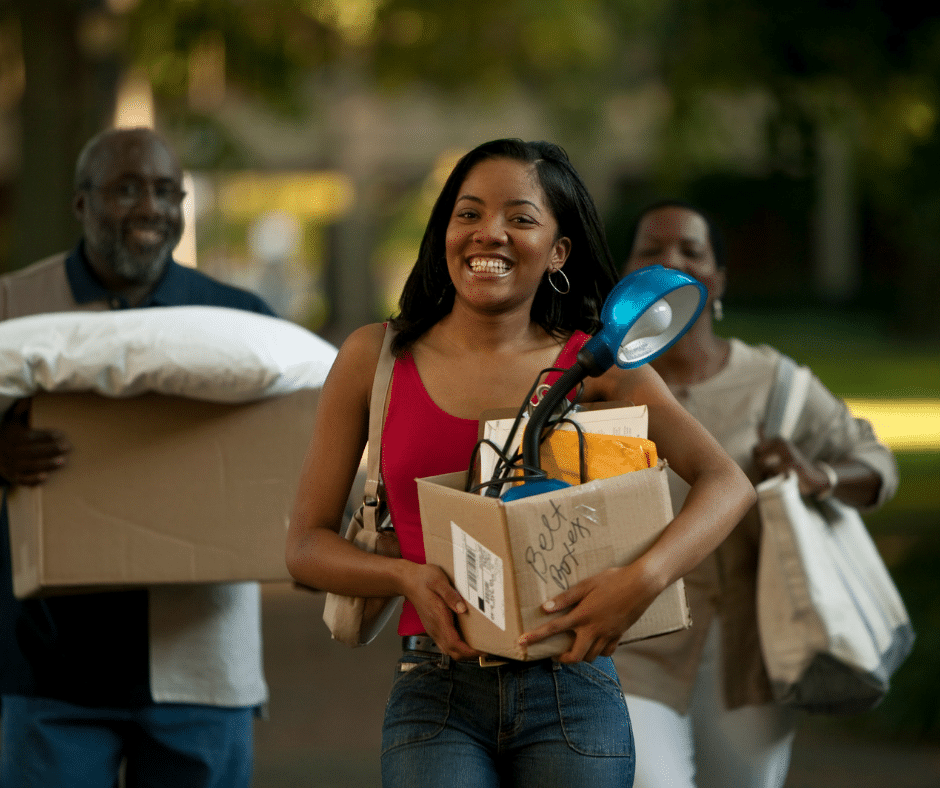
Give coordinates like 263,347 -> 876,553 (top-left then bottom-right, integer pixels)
87,178 -> 186,209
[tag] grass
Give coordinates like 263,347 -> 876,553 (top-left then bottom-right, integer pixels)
720,308 -> 940,397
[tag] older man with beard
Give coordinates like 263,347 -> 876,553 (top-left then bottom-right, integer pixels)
0,127 -> 275,788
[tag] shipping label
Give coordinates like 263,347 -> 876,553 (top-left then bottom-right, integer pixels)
450,521 -> 506,631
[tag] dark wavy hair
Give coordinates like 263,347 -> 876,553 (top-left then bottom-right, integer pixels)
390,139 -> 618,353
625,198 -> 728,271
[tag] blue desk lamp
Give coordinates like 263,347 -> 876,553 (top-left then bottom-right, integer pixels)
501,265 -> 707,501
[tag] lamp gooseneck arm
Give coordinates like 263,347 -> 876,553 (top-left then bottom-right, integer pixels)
521,360 -> 590,477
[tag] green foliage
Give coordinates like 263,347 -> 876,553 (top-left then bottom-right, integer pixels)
6,0 -> 940,325
868,453 -> 940,527
367,0 -> 650,134
119,0 -> 675,141
643,2 -> 940,336
720,308 -> 940,397
127,0 -> 330,119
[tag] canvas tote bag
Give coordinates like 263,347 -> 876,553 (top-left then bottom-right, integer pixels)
322,326 -> 403,646
755,356 -> 914,714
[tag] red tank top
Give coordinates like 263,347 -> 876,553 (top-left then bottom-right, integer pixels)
382,330 -> 590,635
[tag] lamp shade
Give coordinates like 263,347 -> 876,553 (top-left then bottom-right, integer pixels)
580,266 -> 707,375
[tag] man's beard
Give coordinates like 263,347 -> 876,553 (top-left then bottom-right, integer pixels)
98,221 -> 182,285
110,239 -> 174,284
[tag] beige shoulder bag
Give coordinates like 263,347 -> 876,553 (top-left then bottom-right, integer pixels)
322,325 -> 403,646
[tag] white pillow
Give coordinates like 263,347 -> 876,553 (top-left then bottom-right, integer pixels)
0,306 -> 338,411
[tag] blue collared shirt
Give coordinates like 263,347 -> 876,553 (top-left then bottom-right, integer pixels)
63,243 -> 277,315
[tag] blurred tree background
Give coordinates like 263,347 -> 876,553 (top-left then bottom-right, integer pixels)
0,0 -> 937,747
2,0 -> 939,338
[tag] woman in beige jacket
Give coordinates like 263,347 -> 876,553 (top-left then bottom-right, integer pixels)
614,200 -> 899,788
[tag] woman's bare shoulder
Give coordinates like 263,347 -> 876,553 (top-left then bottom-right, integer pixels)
326,322 -> 389,395
581,363 -> 667,405
339,322 -> 387,359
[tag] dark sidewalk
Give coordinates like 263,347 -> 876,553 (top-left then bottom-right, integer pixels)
253,584 -> 940,788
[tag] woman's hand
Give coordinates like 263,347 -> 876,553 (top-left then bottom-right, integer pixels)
753,434 -> 832,498
518,561 -> 663,663
399,562 -> 484,661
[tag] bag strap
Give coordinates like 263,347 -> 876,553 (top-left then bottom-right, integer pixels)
764,354 -> 813,441
361,325 -> 397,532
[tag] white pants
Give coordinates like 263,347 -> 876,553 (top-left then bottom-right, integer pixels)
624,622 -> 797,788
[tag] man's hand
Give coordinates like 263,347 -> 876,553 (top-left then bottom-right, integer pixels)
0,400 -> 71,486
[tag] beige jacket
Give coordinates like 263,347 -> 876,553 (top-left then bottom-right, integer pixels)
614,339 -> 898,712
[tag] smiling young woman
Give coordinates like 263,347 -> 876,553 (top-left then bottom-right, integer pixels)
443,157 -> 571,316
286,142 -> 755,788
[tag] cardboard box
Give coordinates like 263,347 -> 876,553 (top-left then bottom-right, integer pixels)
417,462 -> 691,661
6,389 -> 318,598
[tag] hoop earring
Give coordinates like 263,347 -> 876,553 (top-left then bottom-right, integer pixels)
712,298 -> 724,322
547,269 -> 570,295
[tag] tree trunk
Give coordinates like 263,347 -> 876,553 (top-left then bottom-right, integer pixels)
8,0 -> 119,272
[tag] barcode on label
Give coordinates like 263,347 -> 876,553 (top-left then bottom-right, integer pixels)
466,546 -> 478,593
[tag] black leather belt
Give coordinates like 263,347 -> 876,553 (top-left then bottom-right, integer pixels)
402,635 -> 509,667
402,635 -> 441,654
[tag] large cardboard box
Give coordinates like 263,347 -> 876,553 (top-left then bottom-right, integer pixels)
6,389 -> 318,598
417,462 -> 691,661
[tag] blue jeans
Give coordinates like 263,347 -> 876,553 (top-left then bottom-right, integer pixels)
0,694 -> 254,788
381,653 -> 635,788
